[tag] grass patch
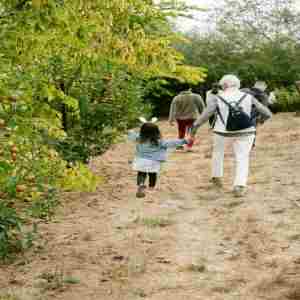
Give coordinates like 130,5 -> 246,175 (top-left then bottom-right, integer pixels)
0,288 -> 44,300
136,216 -> 173,228
37,267 -> 80,291
185,263 -> 206,273
63,276 -> 81,285
0,295 -> 19,300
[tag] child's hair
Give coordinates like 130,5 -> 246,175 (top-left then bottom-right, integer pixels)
139,122 -> 161,146
211,82 -> 221,94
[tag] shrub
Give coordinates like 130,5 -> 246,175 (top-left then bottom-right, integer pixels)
58,162 -> 103,192
0,203 -> 36,261
273,86 -> 300,112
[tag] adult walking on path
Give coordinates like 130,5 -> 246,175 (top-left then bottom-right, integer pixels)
242,81 -> 269,106
169,89 -> 205,150
242,81 -> 270,123
242,81 -> 270,147
190,75 -> 272,197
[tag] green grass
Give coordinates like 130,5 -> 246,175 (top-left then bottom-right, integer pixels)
63,276 -> 81,284
139,217 -> 173,228
0,296 -> 20,300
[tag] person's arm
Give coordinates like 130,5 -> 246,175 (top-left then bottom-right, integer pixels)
251,97 -> 272,121
128,130 -> 139,142
169,97 -> 177,124
161,139 -> 188,149
205,91 -> 214,105
194,95 -> 205,113
260,93 -> 270,106
191,96 -> 218,136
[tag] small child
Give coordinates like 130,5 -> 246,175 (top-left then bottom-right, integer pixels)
128,118 -> 189,198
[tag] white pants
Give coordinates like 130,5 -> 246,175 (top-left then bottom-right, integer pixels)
212,133 -> 255,187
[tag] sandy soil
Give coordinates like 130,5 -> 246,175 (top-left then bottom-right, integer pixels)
0,113 -> 300,300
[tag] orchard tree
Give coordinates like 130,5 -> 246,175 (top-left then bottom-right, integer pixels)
0,0 -> 207,204
177,0 -> 300,90
0,0 -> 209,258
215,0 -> 300,45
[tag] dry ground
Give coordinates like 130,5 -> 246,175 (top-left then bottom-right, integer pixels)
0,113 -> 300,300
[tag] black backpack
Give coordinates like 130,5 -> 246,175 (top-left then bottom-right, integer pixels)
216,94 -> 255,131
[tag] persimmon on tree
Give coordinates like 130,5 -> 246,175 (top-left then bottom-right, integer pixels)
0,0 -> 206,235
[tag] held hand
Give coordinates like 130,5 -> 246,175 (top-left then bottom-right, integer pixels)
188,131 -> 196,139
186,136 -> 195,147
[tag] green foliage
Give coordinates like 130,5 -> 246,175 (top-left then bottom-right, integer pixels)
176,0 -> 300,100
61,66 -> 153,161
136,216 -> 173,228
0,0 -> 205,260
145,77 -> 201,116
0,202 -> 37,261
178,32 -> 300,92
0,203 -> 22,259
27,188 -> 59,220
63,276 -> 81,285
0,293 -> 21,300
59,163 -> 103,192
37,268 -> 80,291
273,87 -> 300,112
0,100 -> 66,202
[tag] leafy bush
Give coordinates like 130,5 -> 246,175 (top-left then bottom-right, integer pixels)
0,203 -> 22,260
0,0 -> 205,261
58,163 -> 103,192
0,100 -> 66,203
145,78 -> 200,117
59,66 -> 152,162
0,203 -> 37,261
273,87 -> 300,112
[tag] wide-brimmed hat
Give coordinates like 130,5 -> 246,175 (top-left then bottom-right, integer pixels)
253,81 -> 267,92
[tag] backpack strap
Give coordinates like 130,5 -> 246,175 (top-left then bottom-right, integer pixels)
237,93 -> 248,106
215,96 -> 227,125
215,93 -> 248,126
216,95 -> 232,109
216,105 -> 226,126
237,93 -> 257,122
217,93 -> 248,108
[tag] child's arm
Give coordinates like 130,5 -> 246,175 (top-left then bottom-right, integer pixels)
128,130 -> 139,142
161,138 -> 188,149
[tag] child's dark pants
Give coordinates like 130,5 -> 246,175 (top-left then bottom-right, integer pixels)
137,172 -> 157,187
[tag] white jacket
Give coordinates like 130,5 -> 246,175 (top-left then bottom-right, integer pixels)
194,87 -> 272,136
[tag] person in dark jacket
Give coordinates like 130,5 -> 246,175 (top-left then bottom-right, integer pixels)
241,81 -> 270,148
242,81 -> 269,124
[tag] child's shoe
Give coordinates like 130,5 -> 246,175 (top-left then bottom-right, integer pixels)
136,185 -> 146,198
211,177 -> 223,188
176,145 -> 184,150
233,186 -> 247,197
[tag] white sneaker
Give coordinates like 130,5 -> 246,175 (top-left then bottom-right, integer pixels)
233,186 -> 247,197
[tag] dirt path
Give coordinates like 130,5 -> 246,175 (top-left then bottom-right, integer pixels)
1,113 -> 300,300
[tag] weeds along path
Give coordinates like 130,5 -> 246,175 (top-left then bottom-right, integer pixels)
0,113 -> 300,300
